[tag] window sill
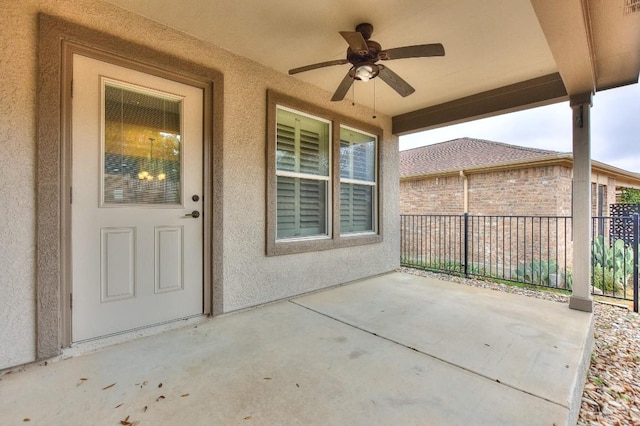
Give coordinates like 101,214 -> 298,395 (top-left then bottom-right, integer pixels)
267,233 -> 382,257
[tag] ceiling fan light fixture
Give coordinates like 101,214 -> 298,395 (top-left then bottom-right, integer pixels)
355,64 -> 374,82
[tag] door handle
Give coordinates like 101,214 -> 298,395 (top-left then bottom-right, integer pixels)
183,210 -> 200,218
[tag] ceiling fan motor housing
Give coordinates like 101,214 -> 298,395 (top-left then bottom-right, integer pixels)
355,23 -> 374,40
347,40 -> 382,65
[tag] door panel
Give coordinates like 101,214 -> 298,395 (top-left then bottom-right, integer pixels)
155,226 -> 184,293
72,54 -> 203,341
100,227 -> 136,302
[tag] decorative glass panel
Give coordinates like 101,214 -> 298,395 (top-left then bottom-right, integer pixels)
103,82 -> 182,205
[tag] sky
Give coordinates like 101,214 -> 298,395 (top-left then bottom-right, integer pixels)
399,82 -> 640,173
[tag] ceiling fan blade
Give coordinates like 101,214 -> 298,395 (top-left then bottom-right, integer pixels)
289,59 -> 349,75
377,66 -> 415,97
381,43 -> 445,60
339,31 -> 369,55
331,72 -> 354,101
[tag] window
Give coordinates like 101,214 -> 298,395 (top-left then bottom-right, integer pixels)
102,81 -> 182,206
275,108 -> 330,239
340,127 -> 377,234
267,91 -> 382,256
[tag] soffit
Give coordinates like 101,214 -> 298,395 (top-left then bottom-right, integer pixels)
102,0 -> 557,117
531,0 -> 640,95
589,0 -> 640,90
103,0 -> 640,134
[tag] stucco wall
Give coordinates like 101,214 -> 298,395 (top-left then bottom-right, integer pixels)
0,0 -> 399,370
1,2 -> 40,371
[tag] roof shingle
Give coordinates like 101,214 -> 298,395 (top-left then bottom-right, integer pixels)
399,137 -> 561,177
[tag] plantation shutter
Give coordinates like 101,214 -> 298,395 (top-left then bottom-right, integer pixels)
276,108 -> 329,239
340,182 -> 373,231
340,128 -> 376,234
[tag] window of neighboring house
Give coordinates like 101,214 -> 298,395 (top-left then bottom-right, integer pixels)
275,107 -> 331,240
266,91 -> 383,256
340,126 -> 377,234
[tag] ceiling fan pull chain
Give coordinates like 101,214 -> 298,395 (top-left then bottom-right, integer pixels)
372,79 -> 377,119
352,78 -> 356,106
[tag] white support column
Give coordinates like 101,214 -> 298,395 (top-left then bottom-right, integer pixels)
569,93 -> 594,312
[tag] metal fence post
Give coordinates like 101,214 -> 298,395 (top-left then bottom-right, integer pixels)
463,213 -> 469,277
633,213 -> 639,313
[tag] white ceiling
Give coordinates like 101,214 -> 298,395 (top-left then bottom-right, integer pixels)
103,0 -> 558,118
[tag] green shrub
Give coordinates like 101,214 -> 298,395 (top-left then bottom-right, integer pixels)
561,267 -> 573,290
400,257 -> 463,273
592,264 -> 620,293
620,188 -> 640,204
516,260 -> 558,286
591,236 -> 634,293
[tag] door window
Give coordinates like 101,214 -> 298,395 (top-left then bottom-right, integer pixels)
102,80 -> 183,206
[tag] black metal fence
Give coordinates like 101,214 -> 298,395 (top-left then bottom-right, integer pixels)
592,215 -> 639,310
400,213 -> 639,311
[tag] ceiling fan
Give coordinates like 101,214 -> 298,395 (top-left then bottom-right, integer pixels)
288,23 -> 445,102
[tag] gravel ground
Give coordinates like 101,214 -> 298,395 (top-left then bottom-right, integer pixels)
397,267 -> 640,426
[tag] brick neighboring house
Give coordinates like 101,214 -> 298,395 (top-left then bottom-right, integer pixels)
400,138 -> 640,217
399,138 -> 640,285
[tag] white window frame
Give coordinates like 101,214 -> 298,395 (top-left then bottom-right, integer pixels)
275,105 -> 332,241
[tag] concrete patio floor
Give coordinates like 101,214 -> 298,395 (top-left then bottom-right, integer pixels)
0,272 -> 593,425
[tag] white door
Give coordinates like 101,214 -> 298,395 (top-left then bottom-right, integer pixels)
72,54 -> 203,342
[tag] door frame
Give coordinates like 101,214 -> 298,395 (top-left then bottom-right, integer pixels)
37,14 -> 224,359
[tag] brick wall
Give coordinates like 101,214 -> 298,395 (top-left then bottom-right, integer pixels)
400,165 -> 573,216
468,166 -> 573,215
400,175 -> 464,215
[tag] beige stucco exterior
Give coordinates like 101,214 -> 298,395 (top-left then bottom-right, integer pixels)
0,1 -> 399,370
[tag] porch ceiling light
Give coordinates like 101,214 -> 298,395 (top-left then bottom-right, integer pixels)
352,63 -> 382,83
355,64 -> 375,82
